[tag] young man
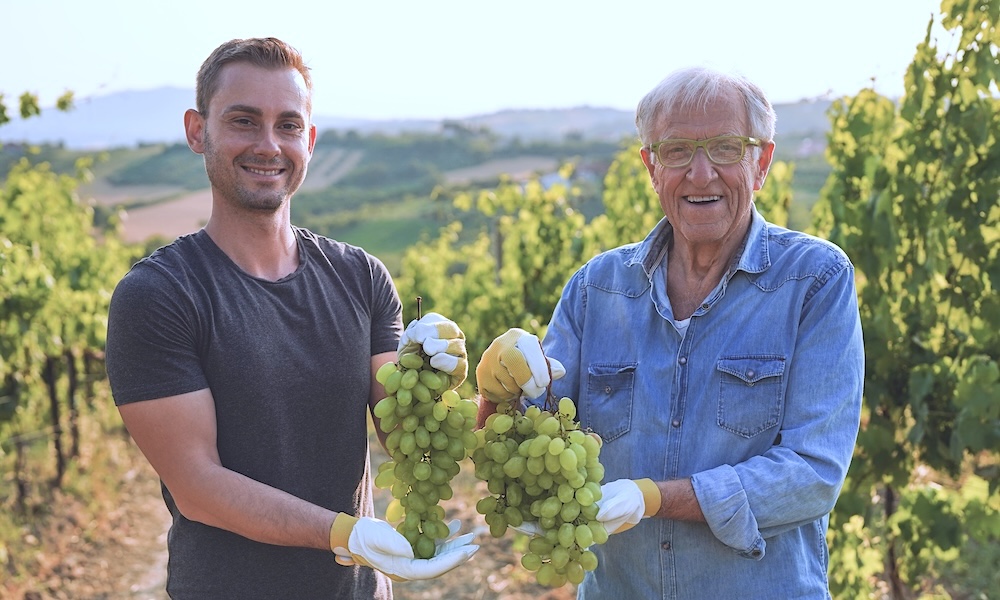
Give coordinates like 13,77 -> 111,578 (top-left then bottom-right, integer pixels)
105,37 -> 477,599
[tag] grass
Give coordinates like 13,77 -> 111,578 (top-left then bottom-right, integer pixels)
308,196 -> 452,274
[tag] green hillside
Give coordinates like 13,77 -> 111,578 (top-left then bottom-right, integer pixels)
1,118 -> 830,270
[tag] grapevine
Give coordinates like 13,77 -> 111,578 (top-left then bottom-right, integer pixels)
372,345 -> 479,559
472,391 -> 608,587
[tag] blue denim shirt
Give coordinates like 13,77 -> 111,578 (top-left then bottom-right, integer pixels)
539,208 -> 864,599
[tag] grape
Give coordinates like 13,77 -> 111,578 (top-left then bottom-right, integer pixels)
521,552 -> 542,571
375,361 -> 399,383
371,340 -> 475,559
471,395 -> 609,587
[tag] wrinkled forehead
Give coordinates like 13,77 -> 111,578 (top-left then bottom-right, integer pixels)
653,90 -> 748,139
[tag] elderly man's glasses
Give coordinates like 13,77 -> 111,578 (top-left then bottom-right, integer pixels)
648,135 -> 761,167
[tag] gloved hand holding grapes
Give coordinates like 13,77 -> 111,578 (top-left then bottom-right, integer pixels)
330,514 -> 478,581
476,328 -> 566,402
398,312 -> 468,388
595,479 -> 661,534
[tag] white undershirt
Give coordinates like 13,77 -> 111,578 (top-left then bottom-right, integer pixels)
674,317 -> 691,338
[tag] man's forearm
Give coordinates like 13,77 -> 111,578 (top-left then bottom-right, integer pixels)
175,462 -> 336,551
652,478 -> 706,523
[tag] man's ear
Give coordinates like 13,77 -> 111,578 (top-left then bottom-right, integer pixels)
308,123 -> 317,155
184,108 -> 206,155
640,146 -> 656,178
753,141 -> 776,191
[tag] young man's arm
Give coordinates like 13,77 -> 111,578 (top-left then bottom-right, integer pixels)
118,389 -> 335,550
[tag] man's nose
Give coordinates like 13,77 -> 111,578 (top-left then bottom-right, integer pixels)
686,147 -> 718,184
254,127 -> 281,157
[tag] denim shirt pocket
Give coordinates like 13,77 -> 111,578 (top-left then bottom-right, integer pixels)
716,356 -> 786,438
585,362 -> 637,443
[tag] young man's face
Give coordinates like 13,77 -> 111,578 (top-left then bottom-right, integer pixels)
187,62 -> 316,213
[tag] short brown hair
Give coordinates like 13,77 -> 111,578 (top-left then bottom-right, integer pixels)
195,37 -> 313,117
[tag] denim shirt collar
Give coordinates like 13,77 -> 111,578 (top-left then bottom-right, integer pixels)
627,205 -> 771,281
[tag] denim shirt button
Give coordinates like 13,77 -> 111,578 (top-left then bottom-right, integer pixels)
661,541 -> 671,550
751,549 -> 762,558
747,369 -> 756,379
678,356 -> 687,365
700,303 -> 709,310
671,419 -> 681,427
604,385 -> 612,394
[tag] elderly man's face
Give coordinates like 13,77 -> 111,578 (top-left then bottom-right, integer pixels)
641,90 -> 773,254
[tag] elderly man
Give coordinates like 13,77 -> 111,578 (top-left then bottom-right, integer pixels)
477,67 -> 864,599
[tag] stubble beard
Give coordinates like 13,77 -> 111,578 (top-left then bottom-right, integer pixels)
203,131 -> 300,213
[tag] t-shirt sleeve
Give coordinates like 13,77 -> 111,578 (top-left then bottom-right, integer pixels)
105,263 -> 209,405
367,254 -> 403,356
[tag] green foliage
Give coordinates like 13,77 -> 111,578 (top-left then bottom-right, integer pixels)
755,160 -> 793,228
394,166 -> 591,390
814,0 -> 1000,596
0,160 -> 136,428
581,145 -> 661,252
0,90 -> 74,128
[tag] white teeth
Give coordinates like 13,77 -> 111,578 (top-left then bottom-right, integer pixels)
686,195 -> 721,203
246,167 -> 281,176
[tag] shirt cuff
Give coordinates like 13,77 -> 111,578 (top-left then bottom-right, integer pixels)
691,465 -> 766,560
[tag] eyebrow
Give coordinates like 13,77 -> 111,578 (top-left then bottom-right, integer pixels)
221,104 -> 306,121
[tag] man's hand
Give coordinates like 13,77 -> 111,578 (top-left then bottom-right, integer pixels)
398,313 -> 468,388
330,515 -> 478,581
595,479 -> 661,534
476,328 -> 565,403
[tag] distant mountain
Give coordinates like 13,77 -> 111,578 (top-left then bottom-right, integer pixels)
2,88 -> 196,149
0,87 -> 833,150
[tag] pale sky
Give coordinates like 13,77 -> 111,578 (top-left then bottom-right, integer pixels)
3,0 -> 946,120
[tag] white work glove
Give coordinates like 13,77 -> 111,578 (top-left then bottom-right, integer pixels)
510,521 -> 545,537
330,515 -> 478,581
595,478 -> 662,534
476,328 -> 566,403
398,313 -> 468,388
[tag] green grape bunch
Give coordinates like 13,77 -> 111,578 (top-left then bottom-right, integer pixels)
372,350 -> 480,559
472,395 -> 608,587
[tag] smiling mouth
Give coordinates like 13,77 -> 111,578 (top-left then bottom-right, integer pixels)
685,195 -> 721,204
244,166 -> 285,176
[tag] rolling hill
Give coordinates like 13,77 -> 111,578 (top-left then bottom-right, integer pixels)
0,87 -> 833,150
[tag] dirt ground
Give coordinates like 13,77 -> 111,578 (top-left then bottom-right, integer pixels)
1,447 -> 171,600
116,189 -> 212,245
3,438 -> 577,600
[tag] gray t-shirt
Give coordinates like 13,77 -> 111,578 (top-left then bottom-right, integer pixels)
106,227 -> 401,599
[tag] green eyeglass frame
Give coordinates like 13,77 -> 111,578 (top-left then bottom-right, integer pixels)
647,135 -> 762,167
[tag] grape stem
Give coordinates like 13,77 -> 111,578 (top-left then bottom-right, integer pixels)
536,338 -> 558,413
